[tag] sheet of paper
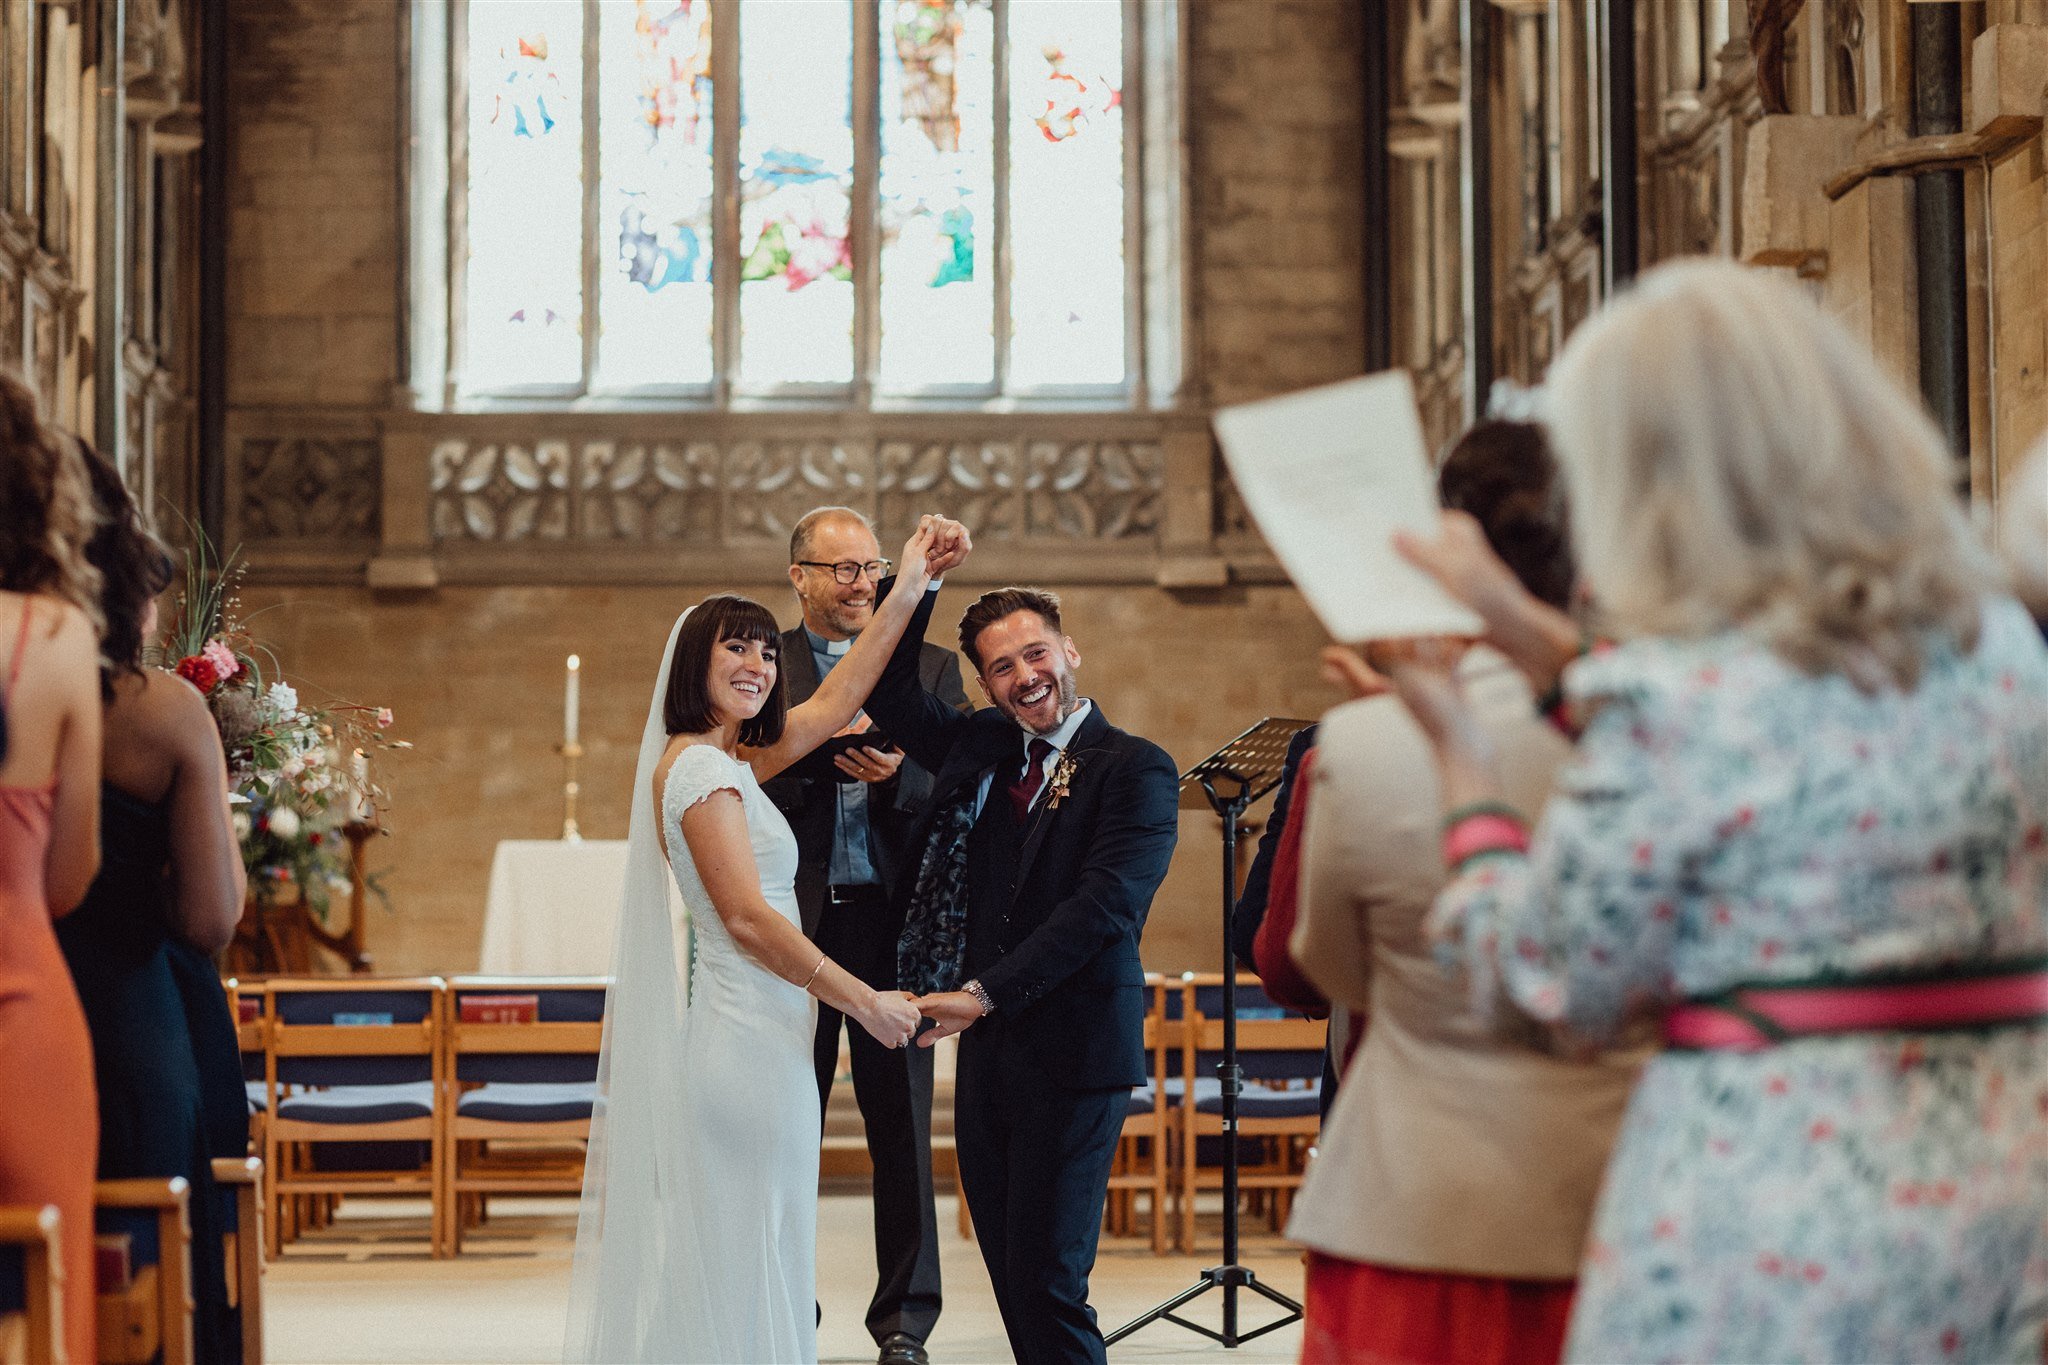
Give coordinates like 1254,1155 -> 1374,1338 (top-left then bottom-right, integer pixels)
1212,371 -> 1482,643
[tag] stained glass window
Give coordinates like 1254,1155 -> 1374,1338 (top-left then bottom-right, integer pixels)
598,0 -> 715,390
463,0 -> 585,391
451,0 -> 1143,401
877,0 -> 997,390
737,0 -> 855,387
1007,0 -> 1125,388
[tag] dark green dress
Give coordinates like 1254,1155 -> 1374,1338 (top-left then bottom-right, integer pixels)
57,784 -> 246,1364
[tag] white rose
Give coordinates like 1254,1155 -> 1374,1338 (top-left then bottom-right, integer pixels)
232,812 -> 252,840
266,807 -> 302,839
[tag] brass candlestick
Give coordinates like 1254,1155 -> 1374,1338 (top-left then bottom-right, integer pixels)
559,741 -> 585,842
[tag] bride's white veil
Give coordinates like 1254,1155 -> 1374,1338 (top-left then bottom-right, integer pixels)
564,607 -> 704,1361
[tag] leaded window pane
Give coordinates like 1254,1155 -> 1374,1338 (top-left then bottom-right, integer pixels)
463,0 -> 585,392
1005,0 -> 1125,389
736,0 -> 856,387
876,0 -> 997,391
597,0 -> 716,390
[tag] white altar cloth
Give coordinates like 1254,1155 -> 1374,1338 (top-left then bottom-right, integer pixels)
479,839 -> 637,975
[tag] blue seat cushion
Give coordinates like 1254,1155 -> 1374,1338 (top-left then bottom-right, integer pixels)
275,1081 -> 434,1125
455,1082 -> 595,1124
1194,1077 -> 1321,1118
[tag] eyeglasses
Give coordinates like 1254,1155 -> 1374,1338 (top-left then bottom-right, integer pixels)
796,559 -> 893,585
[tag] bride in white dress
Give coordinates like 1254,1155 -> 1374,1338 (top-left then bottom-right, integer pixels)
565,516 -> 967,1363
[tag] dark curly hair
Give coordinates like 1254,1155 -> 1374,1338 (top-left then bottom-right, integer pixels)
1437,420 -> 1576,612
0,371 -> 102,631
77,439 -> 173,697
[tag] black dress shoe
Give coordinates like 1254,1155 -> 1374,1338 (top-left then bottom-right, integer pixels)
878,1332 -> 930,1365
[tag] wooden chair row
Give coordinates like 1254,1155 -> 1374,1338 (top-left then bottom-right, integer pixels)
229,975 -> 605,1259
0,1160 -> 263,1365
1105,973 -> 1327,1254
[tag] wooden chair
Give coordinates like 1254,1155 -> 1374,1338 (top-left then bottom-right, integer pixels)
1175,973 -> 1326,1253
0,1204 -> 63,1364
210,1158 -> 263,1365
226,979 -> 269,1155
262,977 -> 447,1258
94,1177 -> 194,1365
439,977 -> 606,1254
1103,974 -> 1173,1252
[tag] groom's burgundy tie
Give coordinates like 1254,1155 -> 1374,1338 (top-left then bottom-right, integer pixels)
1008,738 -> 1056,822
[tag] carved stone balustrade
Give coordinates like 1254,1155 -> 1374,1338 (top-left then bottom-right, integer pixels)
225,408 -> 1275,590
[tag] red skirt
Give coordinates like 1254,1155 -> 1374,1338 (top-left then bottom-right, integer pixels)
1302,1253 -> 1576,1365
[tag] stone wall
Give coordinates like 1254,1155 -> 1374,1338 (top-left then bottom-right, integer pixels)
241,580 -> 1334,975
1189,0 -> 1368,406
222,0 -> 1367,975
226,0 -> 399,409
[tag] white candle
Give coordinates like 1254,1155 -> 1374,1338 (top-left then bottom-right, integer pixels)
565,654 -> 581,747
351,749 -> 374,822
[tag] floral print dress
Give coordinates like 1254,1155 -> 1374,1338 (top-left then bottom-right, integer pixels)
1432,596 -> 2048,1364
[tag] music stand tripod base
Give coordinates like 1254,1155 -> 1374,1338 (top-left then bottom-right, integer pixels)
1105,717 -> 1314,1350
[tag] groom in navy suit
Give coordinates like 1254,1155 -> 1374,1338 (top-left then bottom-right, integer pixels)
864,578 -> 1180,1365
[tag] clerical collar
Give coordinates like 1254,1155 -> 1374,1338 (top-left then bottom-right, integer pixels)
1024,698 -> 1092,753
803,626 -> 852,657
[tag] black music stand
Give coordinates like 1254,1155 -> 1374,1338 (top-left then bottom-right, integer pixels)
1105,717 -> 1315,1350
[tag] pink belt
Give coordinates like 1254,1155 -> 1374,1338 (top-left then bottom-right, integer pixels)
1664,960 -> 2048,1052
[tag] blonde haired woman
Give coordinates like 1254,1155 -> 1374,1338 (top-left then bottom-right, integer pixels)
1386,260 -> 2048,1362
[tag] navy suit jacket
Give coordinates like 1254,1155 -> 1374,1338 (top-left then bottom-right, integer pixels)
863,583 -> 1180,1090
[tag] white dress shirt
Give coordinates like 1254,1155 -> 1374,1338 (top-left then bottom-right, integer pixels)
970,699 -> 1094,821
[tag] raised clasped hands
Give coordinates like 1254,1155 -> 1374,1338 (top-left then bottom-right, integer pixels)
907,990 -> 984,1047
895,515 -> 973,595
922,515 -> 972,579
859,989 -> 924,1050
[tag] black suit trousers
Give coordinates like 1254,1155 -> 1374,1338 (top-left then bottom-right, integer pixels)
954,1020 -> 1125,1365
811,885 -> 943,1345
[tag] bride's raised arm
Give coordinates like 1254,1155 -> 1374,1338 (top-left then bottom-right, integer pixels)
743,514 -> 970,784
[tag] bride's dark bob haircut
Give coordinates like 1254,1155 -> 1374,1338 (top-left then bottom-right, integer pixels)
663,594 -> 787,745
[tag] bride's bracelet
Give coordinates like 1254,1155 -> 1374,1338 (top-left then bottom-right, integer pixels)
801,954 -> 829,992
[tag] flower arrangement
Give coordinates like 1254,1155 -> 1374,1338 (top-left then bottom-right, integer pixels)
158,539 -> 409,916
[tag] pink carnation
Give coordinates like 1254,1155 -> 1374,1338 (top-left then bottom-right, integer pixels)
202,639 -> 240,682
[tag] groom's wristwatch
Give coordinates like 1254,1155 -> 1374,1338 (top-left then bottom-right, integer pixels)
962,979 -> 995,1016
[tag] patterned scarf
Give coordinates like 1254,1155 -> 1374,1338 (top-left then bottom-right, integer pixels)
895,783 -> 982,995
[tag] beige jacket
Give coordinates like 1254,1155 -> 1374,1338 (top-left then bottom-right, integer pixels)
1285,650 -> 1646,1280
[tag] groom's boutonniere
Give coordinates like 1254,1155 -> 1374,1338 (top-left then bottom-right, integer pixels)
1046,751 -> 1083,809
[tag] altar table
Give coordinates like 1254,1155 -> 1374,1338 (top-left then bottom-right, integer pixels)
479,839 -> 638,975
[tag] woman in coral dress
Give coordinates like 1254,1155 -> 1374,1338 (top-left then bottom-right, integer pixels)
1,375 -> 110,1363
0,592 -> 106,1364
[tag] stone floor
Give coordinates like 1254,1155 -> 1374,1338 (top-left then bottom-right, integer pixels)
263,1193 -> 1308,1364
